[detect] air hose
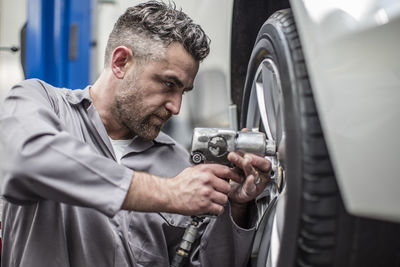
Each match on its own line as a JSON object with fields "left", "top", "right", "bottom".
{"left": 170, "top": 216, "right": 204, "bottom": 267}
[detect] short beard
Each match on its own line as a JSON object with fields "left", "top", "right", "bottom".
{"left": 134, "top": 115, "right": 163, "bottom": 141}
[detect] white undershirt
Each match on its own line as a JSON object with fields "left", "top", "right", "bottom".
{"left": 109, "top": 138, "right": 133, "bottom": 164}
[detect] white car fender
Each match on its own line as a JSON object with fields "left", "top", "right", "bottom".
{"left": 289, "top": 0, "right": 400, "bottom": 222}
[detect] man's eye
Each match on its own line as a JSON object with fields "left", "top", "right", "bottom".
{"left": 165, "top": 81, "right": 174, "bottom": 89}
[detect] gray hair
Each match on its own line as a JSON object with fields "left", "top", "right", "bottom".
{"left": 104, "top": 1, "right": 210, "bottom": 67}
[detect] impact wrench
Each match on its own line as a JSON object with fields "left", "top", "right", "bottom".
{"left": 171, "top": 128, "right": 276, "bottom": 267}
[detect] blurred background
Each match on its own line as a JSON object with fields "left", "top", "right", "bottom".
{"left": 0, "top": 0, "right": 235, "bottom": 148}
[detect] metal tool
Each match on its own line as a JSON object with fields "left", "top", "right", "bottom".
{"left": 171, "top": 128, "right": 276, "bottom": 267}
{"left": 190, "top": 128, "right": 276, "bottom": 165}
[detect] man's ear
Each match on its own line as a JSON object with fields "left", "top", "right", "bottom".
{"left": 111, "top": 46, "right": 133, "bottom": 79}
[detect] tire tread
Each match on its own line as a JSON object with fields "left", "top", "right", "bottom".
{"left": 271, "top": 9, "right": 342, "bottom": 267}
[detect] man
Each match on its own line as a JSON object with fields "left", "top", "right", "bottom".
{"left": 0, "top": 1, "right": 271, "bottom": 266}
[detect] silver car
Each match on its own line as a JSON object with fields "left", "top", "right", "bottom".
{"left": 230, "top": 0, "right": 400, "bottom": 266}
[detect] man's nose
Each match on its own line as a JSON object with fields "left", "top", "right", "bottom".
{"left": 165, "top": 94, "right": 182, "bottom": 115}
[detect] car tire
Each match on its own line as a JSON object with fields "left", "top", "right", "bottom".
{"left": 237, "top": 9, "right": 400, "bottom": 267}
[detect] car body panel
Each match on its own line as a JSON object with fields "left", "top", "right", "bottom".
{"left": 289, "top": 0, "right": 400, "bottom": 222}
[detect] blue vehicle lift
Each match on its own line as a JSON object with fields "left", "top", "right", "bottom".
{"left": 25, "top": 0, "right": 92, "bottom": 89}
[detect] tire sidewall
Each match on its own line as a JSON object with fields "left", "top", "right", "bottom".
{"left": 240, "top": 11, "right": 303, "bottom": 267}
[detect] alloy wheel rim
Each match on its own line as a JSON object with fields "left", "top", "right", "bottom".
{"left": 245, "top": 58, "right": 287, "bottom": 267}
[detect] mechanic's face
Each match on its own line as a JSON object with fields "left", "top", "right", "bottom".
{"left": 112, "top": 43, "right": 199, "bottom": 140}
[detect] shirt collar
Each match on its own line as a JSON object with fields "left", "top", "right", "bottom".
{"left": 65, "top": 86, "right": 92, "bottom": 107}
{"left": 130, "top": 131, "right": 175, "bottom": 147}
{"left": 154, "top": 132, "right": 176, "bottom": 145}
{"left": 121, "top": 132, "right": 175, "bottom": 155}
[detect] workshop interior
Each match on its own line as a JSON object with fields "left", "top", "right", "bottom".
{"left": 0, "top": 0, "right": 233, "bottom": 147}
{"left": 1, "top": 0, "right": 400, "bottom": 266}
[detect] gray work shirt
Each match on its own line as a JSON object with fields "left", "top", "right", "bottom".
{"left": 0, "top": 79, "right": 256, "bottom": 267}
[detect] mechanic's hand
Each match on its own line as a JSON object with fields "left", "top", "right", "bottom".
{"left": 169, "top": 164, "right": 243, "bottom": 216}
{"left": 227, "top": 151, "right": 271, "bottom": 204}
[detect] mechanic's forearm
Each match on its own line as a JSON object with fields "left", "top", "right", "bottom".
{"left": 122, "top": 171, "right": 173, "bottom": 213}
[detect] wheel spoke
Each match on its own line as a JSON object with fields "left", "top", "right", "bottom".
{"left": 259, "top": 63, "right": 276, "bottom": 140}
{"left": 248, "top": 59, "right": 285, "bottom": 144}
{"left": 248, "top": 79, "right": 261, "bottom": 131}
{"left": 255, "top": 66, "right": 273, "bottom": 140}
